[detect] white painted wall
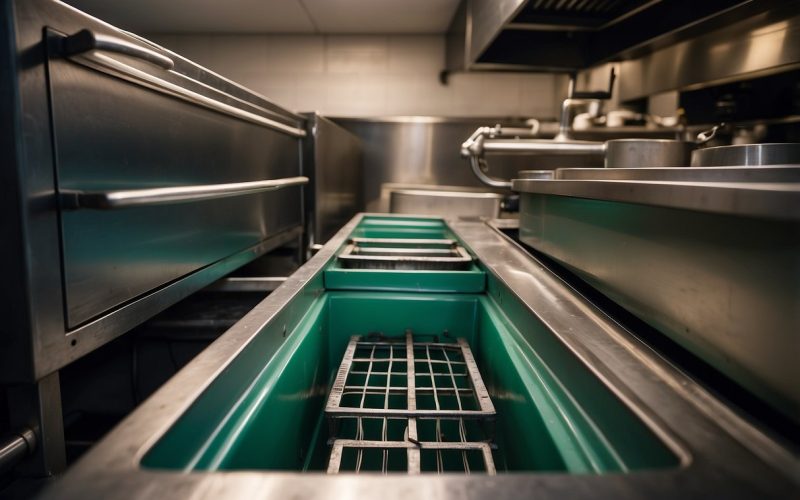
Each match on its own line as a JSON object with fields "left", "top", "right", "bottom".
{"left": 148, "top": 34, "right": 565, "bottom": 118}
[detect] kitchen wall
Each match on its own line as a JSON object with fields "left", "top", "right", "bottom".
{"left": 147, "top": 34, "right": 567, "bottom": 117}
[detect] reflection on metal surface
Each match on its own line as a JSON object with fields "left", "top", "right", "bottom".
{"left": 469, "top": 0, "right": 527, "bottom": 70}
{"left": 1, "top": 0, "right": 307, "bottom": 386}
{"left": 61, "top": 28, "right": 174, "bottom": 70}
{"left": 604, "top": 139, "right": 694, "bottom": 168}
{"left": 691, "top": 143, "right": 800, "bottom": 167}
{"left": 618, "top": 11, "right": 800, "bottom": 99}
{"left": 336, "top": 118, "right": 604, "bottom": 211}
{"left": 69, "top": 50, "right": 307, "bottom": 137}
{"left": 389, "top": 186, "right": 503, "bottom": 218}
{"left": 557, "top": 68, "right": 616, "bottom": 140}
{"left": 517, "top": 170, "right": 555, "bottom": 180}
{"left": 512, "top": 172, "right": 800, "bottom": 422}
{"left": 303, "top": 114, "right": 363, "bottom": 248}
{"left": 460, "top": 125, "right": 604, "bottom": 188}
{"left": 512, "top": 174, "right": 800, "bottom": 219}
{"left": 338, "top": 117, "right": 681, "bottom": 211}
{"left": 554, "top": 165, "right": 800, "bottom": 182}
{"left": 205, "top": 277, "right": 287, "bottom": 293}
{"left": 449, "top": 0, "right": 772, "bottom": 72}
{"left": 0, "top": 428, "right": 36, "bottom": 475}
{"left": 60, "top": 176, "right": 308, "bottom": 209}
{"left": 463, "top": 133, "right": 703, "bottom": 186}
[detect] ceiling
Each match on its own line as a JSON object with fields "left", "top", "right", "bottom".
{"left": 62, "top": 0, "right": 462, "bottom": 35}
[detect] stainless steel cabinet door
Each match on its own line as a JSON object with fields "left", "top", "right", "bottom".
{"left": 47, "top": 31, "right": 303, "bottom": 327}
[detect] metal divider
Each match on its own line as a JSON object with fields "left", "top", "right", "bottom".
{"left": 405, "top": 331, "right": 421, "bottom": 474}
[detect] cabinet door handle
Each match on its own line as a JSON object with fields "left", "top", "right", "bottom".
{"left": 61, "top": 29, "right": 175, "bottom": 70}
{"left": 60, "top": 176, "right": 309, "bottom": 210}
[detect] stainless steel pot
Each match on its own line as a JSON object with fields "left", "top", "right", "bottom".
{"left": 604, "top": 139, "right": 694, "bottom": 168}
{"left": 691, "top": 142, "right": 800, "bottom": 167}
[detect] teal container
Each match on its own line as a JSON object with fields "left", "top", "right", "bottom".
{"left": 141, "top": 216, "right": 678, "bottom": 473}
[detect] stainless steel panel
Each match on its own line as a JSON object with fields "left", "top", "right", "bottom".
{"left": 61, "top": 28, "right": 175, "bottom": 70}
{"left": 444, "top": 0, "right": 468, "bottom": 71}
{"left": 59, "top": 34, "right": 306, "bottom": 138}
{"left": 388, "top": 186, "right": 502, "bottom": 218}
{"left": 469, "top": 0, "right": 527, "bottom": 65}
{"left": 449, "top": 0, "right": 773, "bottom": 72}
{"left": 465, "top": 135, "right": 701, "bottom": 188}
{"left": 512, "top": 177, "right": 800, "bottom": 219}
{"left": 555, "top": 165, "right": 800, "bottom": 182}
{"left": 617, "top": 9, "right": 800, "bottom": 100}
{"left": 480, "top": 138, "right": 606, "bottom": 155}
{"left": 205, "top": 277, "right": 287, "bottom": 293}
{"left": 0, "top": 429, "right": 35, "bottom": 475}
{"left": 604, "top": 139, "right": 693, "bottom": 168}
{"left": 334, "top": 117, "right": 602, "bottom": 212}
{"left": 514, "top": 178, "right": 800, "bottom": 422}
{"left": 691, "top": 143, "right": 800, "bottom": 167}
{"left": 303, "top": 114, "right": 363, "bottom": 247}
{"left": 39, "top": 214, "right": 797, "bottom": 499}
{"left": 49, "top": 50, "right": 303, "bottom": 327}
{"left": 0, "top": 0, "right": 306, "bottom": 383}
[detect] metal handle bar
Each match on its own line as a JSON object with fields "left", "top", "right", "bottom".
{"left": 60, "top": 176, "right": 309, "bottom": 209}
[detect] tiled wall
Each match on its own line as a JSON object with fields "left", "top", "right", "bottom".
{"left": 148, "top": 34, "right": 567, "bottom": 117}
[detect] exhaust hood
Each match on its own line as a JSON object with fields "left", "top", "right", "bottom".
{"left": 444, "top": 0, "right": 784, "bottom": 73}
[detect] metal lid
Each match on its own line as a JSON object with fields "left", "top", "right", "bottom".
{"left": 517, "top": 169, "right": 555, "bottom": 180}
{"left": 691, "top": 143, "right": 800, "bottom": 167}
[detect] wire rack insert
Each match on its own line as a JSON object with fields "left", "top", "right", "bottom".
{"left": 325, "top": 331, "right": 497, "bottom": 474}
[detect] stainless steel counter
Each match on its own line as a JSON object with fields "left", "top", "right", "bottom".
{"left": 513, "top": 167, "right": 800, "bottom": 425}
{"left": 39, "top": 214, "right": 797, "bottom": 499}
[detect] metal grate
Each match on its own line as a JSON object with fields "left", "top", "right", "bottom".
{"left": 337, "top": 238, "right": 474, "bottom": 270}
{"left": 525, "top": 0, "right": 654, "bottom": 16}
{"left": 513, "top": 0, "right": 660, "bottom": 28}
{"left": 325, "top": 331, "right": 497, "bottom": 474}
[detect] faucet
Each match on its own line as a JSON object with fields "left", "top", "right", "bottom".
{"left": 555, "top": 68, "right": 616, "bottom": 141}
{"left": 459, "top": 69, "right": 615, "bottom": 189}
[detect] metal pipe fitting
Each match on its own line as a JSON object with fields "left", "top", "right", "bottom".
{"left": 556, "top": 98, "right": 601, "bottom": 141}
{"left": 468, "top": 155, "right": 512, "bottom": 189}
{"left": 0, "top": 428, "right": 37, "bottom": 475}
{"left": 461, "top": 124, "right": 605, "bottom": 188}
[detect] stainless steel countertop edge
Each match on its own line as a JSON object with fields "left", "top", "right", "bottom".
{"left": 512, "top": 178, "right": 800, "bottom": 220}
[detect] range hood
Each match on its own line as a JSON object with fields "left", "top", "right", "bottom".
{"left": 445, "top": 0, "right": 783, "bottom": 73}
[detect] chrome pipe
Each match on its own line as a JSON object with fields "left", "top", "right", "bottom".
{"left": 556, "top": 98, "right": 600, "bottom": 140}
{"left": 468, "top": 156, "right": 512, "bottom": 189}
{"left": 0, "top": 429, "right": 36, "bottom": 475}
{"left": 482, "top": 138, "right": 606, "bottom": 155}
{"left": 461, "top": 125, "right": 604, "bottom": 188}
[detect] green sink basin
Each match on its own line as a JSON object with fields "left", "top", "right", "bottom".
{"left": 141, "top": 216, "right": 678, "bottom": 474}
